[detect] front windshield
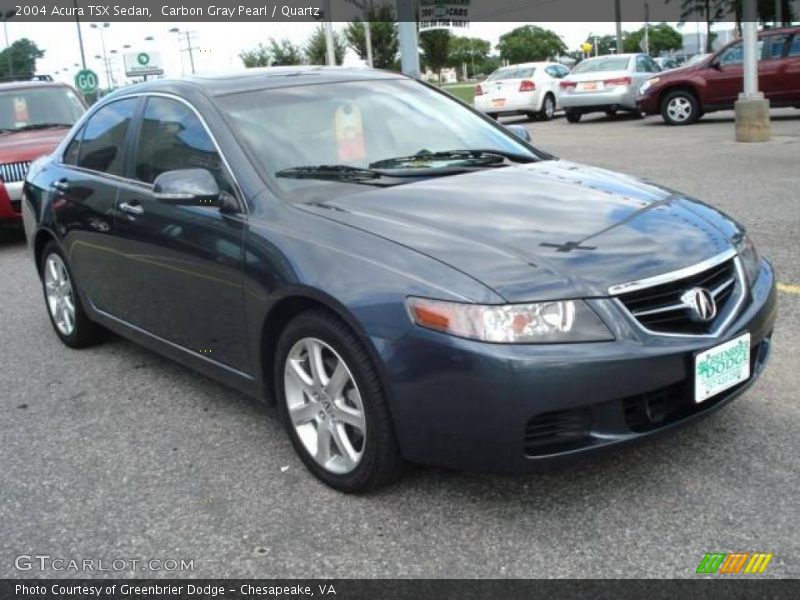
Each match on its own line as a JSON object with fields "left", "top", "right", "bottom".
{"left": 0, "top": 86, "right": 85, "bottom": 132}
{"left": 220, "top": 78, "right": 541, "bottom": 199}
{"left": 571, "top": 56, "right": 631, "bottom": 74}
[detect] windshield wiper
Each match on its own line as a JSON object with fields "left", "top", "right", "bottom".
{"left": 275, "top": 164, "right": 384, "bottom": 181}
{"left": 369, "top": 148, "right": 535, "bottom": 170}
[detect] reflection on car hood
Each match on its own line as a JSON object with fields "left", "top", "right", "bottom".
{"left": 299, "top": 160, "right": 740, "bottom": 302}
{"left": 0, "top": 127, "right": 70, "bottom": 164}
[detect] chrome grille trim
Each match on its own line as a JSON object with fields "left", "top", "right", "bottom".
{"left": 614, "top": 257, "right": 747, "bottom": 339}
{"left": 607, "top": 247, "right": 738, "bottom": 296}
{"left": 631, "top": 276, "right": 736, "bottom": 318}
{"left": 0, "top": 160, "right": 32, "bottom": 183}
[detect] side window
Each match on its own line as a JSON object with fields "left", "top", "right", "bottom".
{"left": 76, "top": 98, "right": 138, "bottom": 175}
{"left": 719, "top": 42, "right": 743, "bottom": 65}
{"left": 62, "top": 124, "right": 84, "bottom": 165}
{"left": 790, "top": 34, "right": 800, "bottom": 57}
{"left": 133, "top": 97, "right": 232, "bottom": 194}
{"left": 760, "top": 35, "right": 788, "bottom": 60}
{"left": 636, "top": 56, "right": 650, "bottom": 72}
{"left": 646, "top": 57, "right": 660, "bottom": 72}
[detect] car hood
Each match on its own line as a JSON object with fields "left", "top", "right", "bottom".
{"left": 0, "top": 127, "right": 70, "bottom": 164}
{"left": 299, "top": 160, "right": 739, "bottom": 302}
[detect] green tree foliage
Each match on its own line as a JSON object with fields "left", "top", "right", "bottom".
{"left": 306, "top": 25, "right": 346, "bottom": 65}
{"left": 418, "top": 29, "right": 452, "bottom": 81}
{"left": 583, "top": 34, "right": 619, "bottom": 56}
{"left": 239, "top": 43, "right": 271, "bottom": 68}
{"left": 269, "top": 38, "right": 304, "bottom": 66}
{"left": 0, "top": 39, "right": 45, "bottom": 78}
{"left": 668, "top": 0, "right": 728, "bottom": 52}
{"left": 344, "top": 3, "right": 399, "bottom": 69}
{"left": 496, "top": 25, "right": 567, "bottom": 63}
{"left": 624, "top": 23, "right": 683, "bottom": 55}
{"left": 447, "top": 36, "right": 491, "bottom": 78}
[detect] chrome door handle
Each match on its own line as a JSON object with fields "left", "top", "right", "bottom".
{"left": 118, "top": 201, "right": 144, "bottom": 215}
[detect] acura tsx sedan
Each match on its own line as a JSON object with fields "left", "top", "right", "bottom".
{"left": 22, "top": 67, "right": 776, "bottom": 492}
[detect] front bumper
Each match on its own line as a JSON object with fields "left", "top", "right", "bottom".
{"left": 0, "top": 181, "right": 23, "bottom": 222}
{"left": 378, "top": 260, "right": 777, "bottom": 473}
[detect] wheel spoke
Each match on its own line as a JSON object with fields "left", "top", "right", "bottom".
{"left": 306, "top": 339, "right": 328, "bottom": 387}
{"left": 48, "top": 257, "right": 59, "bottom": 283}
{"left": 331, "top": 422, "right": 358, "bottom": 467}
{"left": 325, "top": 360, "right": 350, "bottom": 399}
{"left": 315, "top": 422, "right": 332, "bottom": 465}
{"left": 286, "top": 358, "right": 314, "bottom": 394}
{"left": 334, "top": 402, "right": 365, "bottom": 432}
{"left": 62, "top": 306, "right": 74, "bottom": 333}
{"left": 289, "top": 401, "right": 319, "bottom": 426}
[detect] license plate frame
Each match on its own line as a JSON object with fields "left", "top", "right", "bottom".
{"left": 694, "top": 332, "right": 751, "bottom": 404}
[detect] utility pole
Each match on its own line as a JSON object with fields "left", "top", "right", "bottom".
{"left": 397, "top": 0, "right": 420, "bottom": 77}
{"left": 614, "top": 0, "right": 623, "bottom": 54}
{"left": 73, "top": 0, "right": 86, "bottom": 70}
{"left": 184, "top": 31, "right": 196, "bottom": 74}
{"left": 363, "top": 0, "right": 373, "bottom": 68}
{"left": 735, "top": 0, "right": 770, "bottom": 141}
{"left": 322, "top": 0, "right": 336, "bottom": 66}
{"left": 775, "top": 0, "right": 782, "bottom": 26}
{"left": 644, "top": 2, "right": 650, "bottom": 55}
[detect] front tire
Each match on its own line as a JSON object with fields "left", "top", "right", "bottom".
{"left": 275, "top": 310, "right": 403, "bottom": 493}
{"left": 40, "top": 241, "right": 107, "bottom": 348}
{"left": 661, "top": 90, "right": 699, "bottom": 125}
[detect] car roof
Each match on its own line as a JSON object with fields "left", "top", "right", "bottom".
{"left": 496, "top": 62, "right": 557, "bottom": 68}
{"left": 104, "top": 66, "right": 408, "bottom": 99}
{"left": 0, "top": 80, "right": 73, "bottom": 91}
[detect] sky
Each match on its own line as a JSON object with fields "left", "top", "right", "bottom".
{"left": 10, "top": 20, "right": 720, "bottom": 87}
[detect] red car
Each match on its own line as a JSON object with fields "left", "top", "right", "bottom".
{"left": 0, "top": 78, "right": 86, "bottom": 227}
{"left": 639, "top": 26, "right": 800, "bottom": 124}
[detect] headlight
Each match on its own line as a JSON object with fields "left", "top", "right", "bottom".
{"left": 639, "top": 77, "right": 660, "bottom": 95}
{"left": 407, "top": 297, "right": 613, "bottom": 343}
{"left": 737, "top": 235, "right": 761, "bottom": 286}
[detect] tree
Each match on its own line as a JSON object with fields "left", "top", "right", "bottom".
{"left": 239, "top": 43, "right": 271, "bottom": 68}
{"left": 344, "top": 3, "right": 399, "bottom": 69}
{"left": 624, "top": 23, "right": 683, "bottom": 55}
{"left": 496, "top": 25, "right": 567, "bottom": 64}
{"left": 583, "top": 34, "right": 618, "bottom": 56}
{"left": 0, "top": 38, "right": 45, "bottom": 78}
{"left": 668, "top": 0, "right": 728, "bottom": 52}
{"left": 418, "top": 29, "right": 452, "bottom": 83}
{"left": 447, "top": 36, "right": 491, "bottom": 78}
{"left": 305, "top": 25, "right": 346, "bottom": 65}
{"left": 269, "top": 38, "right": 303, "bottom": 66}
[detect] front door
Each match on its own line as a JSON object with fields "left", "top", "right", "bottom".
{"left": 703, "top": 41, "right": 744, "bottom": 107}
{"left": 108, "top": 95, "right": 249, "bottom": 372}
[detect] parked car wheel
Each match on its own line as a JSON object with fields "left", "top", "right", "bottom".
{"left": 565, "top": 110, "right": 582, "bottom": 123}
{"left": 275, "top": 310, "right": 403, "bottom": 493}
{"left": 605, "top": 108, "right": 618, "bottom": 118}
{"left": 40, "top": 241, "right": 107, "bottom": 348}
{"left": 487, "top": 113, "right": 499, "bottom": 121}
{"left": 539, "top": 93, "right": 556, "bottom": 121}
{"left": 661, "top": 90, "right": 699, "bottom": 125}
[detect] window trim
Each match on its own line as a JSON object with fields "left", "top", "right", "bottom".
{"left": 58, "top": 91, "right": 247, "bottom": 215}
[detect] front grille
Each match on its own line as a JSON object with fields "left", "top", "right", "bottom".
{"left": 0, "top": 160, "right": 32, "bottom": 183}
{"left": 524, "top": 408, "right": 592, "bottom": 456}
{"left": 617, "top": 258, "right": 741, "bottom": 336}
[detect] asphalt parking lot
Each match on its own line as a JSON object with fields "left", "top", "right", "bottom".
{"left": 2, "top": 109, "right": 799, "bottom": 579}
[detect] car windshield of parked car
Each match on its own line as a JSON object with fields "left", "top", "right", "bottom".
{"left": 0, "top": 86, "right": 85, "bottom": 133}
{"left": 220, "top": 78, "right": 541, "bottom": 199}
{"left": 487, "top": 66, "right": 535, "bottom": 80}
{"left": 571, "top": 56, "right": 631, "bottom": 74}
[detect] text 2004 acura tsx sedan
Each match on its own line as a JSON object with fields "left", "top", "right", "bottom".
{"left": 22, "top": 67, "right": 776, "bottom": 492}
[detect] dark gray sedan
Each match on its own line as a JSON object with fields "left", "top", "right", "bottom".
{"left": 22, "top": 68, "right": 776, "bottom": 492}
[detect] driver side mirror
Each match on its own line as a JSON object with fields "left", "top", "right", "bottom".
{"left": 710, "top": 58, "right": 722, "bottom": 70}
{"left": 153, "top": 168, "right": 230, "bottom": 209}
{"left": 505, "top": 124, "right": 531, "bottom": 142}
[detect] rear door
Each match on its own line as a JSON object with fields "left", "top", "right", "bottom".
{"left": 758, "top": 33, "right": 790, "bottom": 101}
{"left": 50, "top": 97, "right": 140, "bottom": 314}
{"left": 107, "top": 95, "right": 250, "bottom": 371}
{"left": 787, "top": 34, "right": 800, "bottom": 100}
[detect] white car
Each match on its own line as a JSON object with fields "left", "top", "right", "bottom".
{"left": 474, "top": 62, "right": 570, "bottom": 121}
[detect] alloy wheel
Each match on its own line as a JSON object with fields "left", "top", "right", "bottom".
{"left": 283, "top": 337, "right": 366, "bottom": 474}
{"left": 44, "top": 254, "right": 76, "bottom": 336}
{"left": 667, "top": 96, "right": 693, "bottom": 123}
{"left": 544, "top": 96, "right": 555, "bottom": 119}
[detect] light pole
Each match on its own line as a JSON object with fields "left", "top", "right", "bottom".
{"left": 169, "top": 27, "right": 197, "bottom": 74}
{"left": 735, "top": 0, "right": 770, "bottom": 142}
{"left": 2, "top": 9, "right": 15, "bottom": 77}
{"left": 90, "top": 22, "right": 112, "bottom": 88}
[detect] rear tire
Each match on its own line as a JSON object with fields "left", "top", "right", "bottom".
{"left": 539, "top": 94, "right": 556, "bottom": 121}
{"left": 40, "top": 241, "right": 107, "bottom": 348}
{"left": 274, "top": 309, "right": 403, "bottom": 493}
{"left": 661, "top": 89, "right": 699, "bottom": 125}
{"left": 565, "top": 110, "right": 582, "bottom": 123}
{"left": 605, "top": 108, "right": 618, "bottom": 118}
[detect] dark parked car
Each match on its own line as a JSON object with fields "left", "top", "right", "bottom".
{"left": 23, "top": 68, "right": 776, "bottom": 492}
{"left": 639, "top": 26, "right": 800, "bottom": 124}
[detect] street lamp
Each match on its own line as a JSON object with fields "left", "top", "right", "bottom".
{"left": 90, "top": 22, "right": 112, "bottom": 87}
{"left": 2, "top": 9, "right": 15, "bottom": 77}
{"left": 169, "top": 27, "right": 196, "bottom": 74}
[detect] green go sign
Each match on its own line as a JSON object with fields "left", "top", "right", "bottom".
{"left": 74, "top": 69, "right": 99, "bottom": 94}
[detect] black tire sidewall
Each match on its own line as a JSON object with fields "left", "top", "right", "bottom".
{"left": 565, "top": 110, "right": 581, "bottom": 123}
{"left": 540, "top": 94, "right": 555, "bottom": 120}
{"left": 274, "top": 310, "right": 400, "bottom": 492}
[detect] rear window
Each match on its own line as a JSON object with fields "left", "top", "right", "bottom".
{"left": 487, "top": 66, "right": 535, "bottom": 81}
{"left": 571, "top": 56, "right": 631, "bottom": 74}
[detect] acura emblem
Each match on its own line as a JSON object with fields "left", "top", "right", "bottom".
{"left": 681, "top": 287, "right": 717, "bottom": 322}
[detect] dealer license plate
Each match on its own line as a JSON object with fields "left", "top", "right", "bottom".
{"left": 492, "top": 98, "right": 506, "bottom": 107}
{"left": 694, "top": 333, "right": 751, "bottom": 403}
{"left": 577, "top": 81, "right": 604, "bottom": 92}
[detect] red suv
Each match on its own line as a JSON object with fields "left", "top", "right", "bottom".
{"left": 639, "top": 27, "right": 800, "bottom": 124}
{"left": 0, "top": 78, "right": 86, "bottom": 227}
